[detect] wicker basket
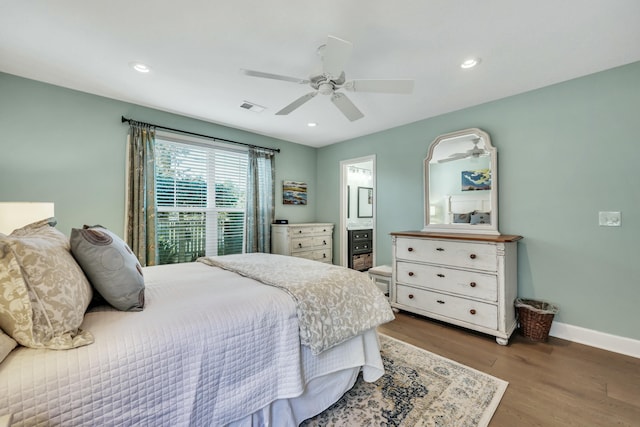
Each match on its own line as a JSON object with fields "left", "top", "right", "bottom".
{"left": 515, "top": 298, "right": 559, "bottom": 342}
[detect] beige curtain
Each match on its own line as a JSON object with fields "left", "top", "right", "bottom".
{"left": 125, "top": 123, "right": 157, "bottom": 266}
{"left": 245, "top": 147, "right": 275, "bottom": 253}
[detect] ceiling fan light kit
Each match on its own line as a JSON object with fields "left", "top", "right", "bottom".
{"left": 242, "top": 35, "right": 415, "bottom": 122}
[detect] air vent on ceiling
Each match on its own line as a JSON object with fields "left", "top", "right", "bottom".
{"left": 240, "top": 101, "right": 265, "bottom": 113}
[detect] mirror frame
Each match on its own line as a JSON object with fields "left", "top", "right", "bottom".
{"left": 423, "top": 128, "right": 499, "bottom": 235}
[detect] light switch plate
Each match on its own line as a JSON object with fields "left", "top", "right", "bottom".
{"left": 599, "top": 211, "right": 621, "bottom": 226}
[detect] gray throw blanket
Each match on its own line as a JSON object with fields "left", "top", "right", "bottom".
{"left": 198, "top": 253, "right": 395, "bottom": 354}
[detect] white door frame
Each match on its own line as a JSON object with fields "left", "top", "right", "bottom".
{"left": 339, "top": 155, "right": 376, "bottom": 268}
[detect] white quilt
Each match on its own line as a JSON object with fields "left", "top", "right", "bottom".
{"left": 198, "top": 253, "right": 395, "bottom": 354}
{"left": 0, "top": 262, "right": 385, "bottom": 426}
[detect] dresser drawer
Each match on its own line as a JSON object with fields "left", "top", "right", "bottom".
{"left": 290, "top": 225, "right": 332, "bottom": 236}
{"left": 291, "top": 236, "right": 331, "bottom": 252}
{"left": 350, "top": 240, "right": 372, "bottom": 254}
{"left": 296, "top": 248, "right": 332, "bottom": 263}
{"left": 350, "top": 229, "right": 372, "bottom": 241}
{"left": 396, "top": 261, "right": 497, "bottom": 302}
{"left": 396, "top": 285, "right": 498, "bottom": 330}
{"left": 395, "top": 237, "right": 497, "bottom": 272}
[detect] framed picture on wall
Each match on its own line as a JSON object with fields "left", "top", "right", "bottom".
{"left": 283, "top": 180, "right": 307, "bottom": 205}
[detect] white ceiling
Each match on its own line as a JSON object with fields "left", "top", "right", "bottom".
{"left": 2, "top": 1, "right": 640, "bottom": 148}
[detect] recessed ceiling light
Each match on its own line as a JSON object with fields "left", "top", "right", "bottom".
{"left": 307, "top": 122, "right": 318, "bottom": 127}
{"left": 129, "top": 62, "right": 151, "bottom": 73}
{"left": 460, "top": 58, "right": 481, "bottom": 69}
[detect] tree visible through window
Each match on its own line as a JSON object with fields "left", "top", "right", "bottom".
{"left": 155, "top": 137, "right": 248, "bottom": 264}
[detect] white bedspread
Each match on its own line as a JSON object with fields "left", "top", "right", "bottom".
{"left": 198, "top": 253, "right": 395, "bottom": 354}
{"left": 0, "top": 262, "right": 385, "bottom": 426}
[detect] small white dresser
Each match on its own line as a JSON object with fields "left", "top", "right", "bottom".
{"left": 390, "top": 231, "right": 522, "bottom": 345}
{"left": 271, "top": 223, "right": 334, "bottom": 264}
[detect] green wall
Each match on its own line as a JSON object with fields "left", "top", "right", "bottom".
{"left": 2, "top": 61, "right": 639, "bottom": 342}
{"left": 0, "top": 72, "right": 318, "bottom": 235}
{"left": 317, "top": 61, "right": 640, "bottom": 341}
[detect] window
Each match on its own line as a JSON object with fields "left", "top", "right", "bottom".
{"left": 155, "top": 136, "right": 248, "bottom": 265}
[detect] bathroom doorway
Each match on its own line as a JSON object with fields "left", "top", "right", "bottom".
{"left": 339, "top": 155, "right": 375, "bottom": 269}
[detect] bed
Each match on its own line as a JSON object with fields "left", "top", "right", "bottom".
{"left": 0, "top": 222, "right": 394, "bottom": 427}
{"left": 446, "top": 193, "right": 492, "bottom": 224}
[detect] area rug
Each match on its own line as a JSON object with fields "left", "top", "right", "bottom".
{"left": 302, "top": 334, "right": 508, "bottom": 427}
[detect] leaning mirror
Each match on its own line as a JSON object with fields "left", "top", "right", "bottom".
{"left": 423, "top": 128, "right": 499, "bottom": 235}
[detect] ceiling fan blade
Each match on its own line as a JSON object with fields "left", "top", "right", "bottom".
{"left": 240, "top": 69, "right": 309, "bottom": 84}
{"left": 276, "top": 92, "right": 317, "bottom": 115}
{"left": 438, "top": 153, "right": 470, "bottom": 163}
{"left": 343, "top": 79, "right": 415, "bottom": 94}
{"left": 330, "top": 92, "right": 364, "bottom": 121}
{"left": 322, "top": 36, "right": 353, "bottom": 79}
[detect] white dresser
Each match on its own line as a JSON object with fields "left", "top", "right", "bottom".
{"left": 390, "top": 231, "right": 522, "bottom": 345}
{"left": 271, "top": 223, "right": 334, "bottom": 264}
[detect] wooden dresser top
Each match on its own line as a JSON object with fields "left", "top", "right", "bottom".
{"left": 390, "top": 231, "right": 523, "bottom": 243}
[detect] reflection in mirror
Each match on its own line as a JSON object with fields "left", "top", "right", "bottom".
{"left": 423, "top": 128, "right": 499, "bottom": 235}
{"left": 357, "top": 187, "right": 373, "bottom": 218}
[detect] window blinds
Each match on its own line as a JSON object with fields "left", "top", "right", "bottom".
{"left": 155, "top": 138, "right": 248, "bottom": 264}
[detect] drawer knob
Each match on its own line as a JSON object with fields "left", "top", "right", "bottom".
{"left": 469, "top": 282, "right": 477, "bottom": 288}
{"left": 470, "top": 309, "right": 476, "bottom": 315}
{"left": 298, "top": 230, "right": 302, "bottom": 233}
{"left": 323, "top": 240, "right": 327, "bottom": 245}
{"left": 470, "top": 254, "right": 477, "bottom": 259}
{"left": 408, "top": 294, "right": 414, "bottom": 299}
{"left": 408, "top": 272, "right": 414, "bottom": 277}
{"left": 298, "top": 243, "right": 302, "bottom": 248}
{"left": 436, "top": 300, "right": 445, "bottom": 304}
{"left": 323, "top": 253, "right": 326, "bottom": 258}
{"left": 436, "top": 247, "right": 445, "bottom": 251}
{"left": 437, "top": 273, "right": 445, "bottom": 278}
{"left": 407, "top": 247, "right": 414, "bottom": 252}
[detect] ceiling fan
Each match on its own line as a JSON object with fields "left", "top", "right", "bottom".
{"left": 438, "top": 138, "right": 488, "bottom": 163}
{"left": 240, "top": 35, "right": 414, "bottom": 121}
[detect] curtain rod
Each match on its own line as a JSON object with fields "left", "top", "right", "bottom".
{"left": 121, "top": 116, "right": 280, "bottom": 153}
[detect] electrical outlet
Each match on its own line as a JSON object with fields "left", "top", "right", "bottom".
{"left": 599, "top": 211, "right": 621, "bottom": 226}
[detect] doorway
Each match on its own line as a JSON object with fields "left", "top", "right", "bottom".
{"left": 339, "top": 155, "right": 376, "bottom": 268}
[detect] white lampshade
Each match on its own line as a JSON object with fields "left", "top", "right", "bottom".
{"left": 0, "top": 202, "right": 55, "bottom": 234}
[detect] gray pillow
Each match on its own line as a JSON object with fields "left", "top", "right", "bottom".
{"left": 453, "top": 213, "right": 471, "bottom": 223}
{"left": 470, "top": 211, "right": 491, "bottom": 225}
{"left": 71, "top": 225, "right": 144, "bottom": 311}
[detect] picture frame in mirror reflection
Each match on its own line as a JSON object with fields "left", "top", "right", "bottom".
{"left": 461, "top": 169, "right": 491, "bottom": 191}
{"left": 357, "top": 186, "right": 373, "bottom": 218}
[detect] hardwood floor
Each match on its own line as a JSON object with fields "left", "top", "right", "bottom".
{"left": 377, "top": 311, "right": 640, "bottom": 426}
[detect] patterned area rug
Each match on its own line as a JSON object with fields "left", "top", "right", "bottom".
{"left": 302, "top": 334, "right": 508, "bottom": 427}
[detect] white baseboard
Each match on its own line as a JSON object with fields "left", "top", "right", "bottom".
{"left": 549, "top": 321, "right": 640, "bottom": 359}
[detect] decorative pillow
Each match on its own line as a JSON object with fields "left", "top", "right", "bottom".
{"left": 0, "top": 329, "right": 17, "bottom": 364}
{"left": 453, "top": 213, "right": 472, "bottom": 223}
{"left": 470, "top": 211, "right": 491, "bottom": 225}
{"left": 70, "top": 225, "right": 145, "bottom": 312}
{"left": 0, "top": 218, "right": 94, "bottom": 349}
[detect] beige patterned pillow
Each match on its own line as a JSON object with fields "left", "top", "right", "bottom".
{"left": 0, "top": 329, "right": 17, "bottom": 363}
{"left": 0, "top": 218, "right": 94, "bottom": 349}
